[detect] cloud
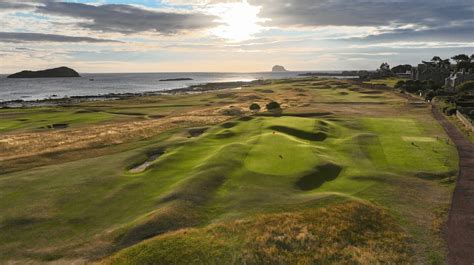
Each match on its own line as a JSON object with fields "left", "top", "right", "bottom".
{"left": 0, "top": 0, "right": 37, "bottom": 11}
{"left": 347, "top": 21, "right": 474, "bottom": 45}
{"left": 0, "top": 32, "right": 121, "bottom": 43}
{"left": 250, "top": 0, "right": 474, "bottom": 28}
{"left": 35, "top": 2, "right": 217, "bottom": 34}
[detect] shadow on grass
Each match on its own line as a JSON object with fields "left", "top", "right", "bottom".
{"left": 295, "top": 163, "right": 342, "bottom": 190}
{"left": 256, "top": 112, "right": 333, "bottom": 118}
{"left": 221, "top": 122, "right": 238, "bottom": 128}
{"left": 215, "top": 130, "right": 236, "bottom": 139}
{"left": 269, "top": 125, "right": 327, "bottom": 141}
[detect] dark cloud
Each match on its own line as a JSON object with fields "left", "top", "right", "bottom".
{"left": 0, "top": 1, "right": 36, "bottom": 10}
{"left": 347, "top": 21, "right": 474, "bottom": 44}
{"left": 36, "top": 2, "right": 217, "bottom": 34}
{"left": 0, "top": 32, "right": 121, "bottom": 43}
{"left": 250, "top": 0, "right": 474, "bottom": 28}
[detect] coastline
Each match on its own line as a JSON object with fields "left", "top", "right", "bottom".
{"left": 0, "top": 79, "right": 271, "bottom": 108}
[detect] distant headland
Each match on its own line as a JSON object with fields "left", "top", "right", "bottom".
{"left": 7, "top": 66, "right": 80, "bottom": 78}
{"left": 159, "top": 78, "right": 193, "bottom": 81}
{"left": 272, "top": 65, "right": 288, "bottom": 72}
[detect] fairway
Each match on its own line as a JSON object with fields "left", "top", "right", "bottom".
{"left": 0, "top": 78, "right": 459, "bottom": 264}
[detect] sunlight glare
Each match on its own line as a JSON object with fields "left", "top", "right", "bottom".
{"left": 208, "top": 1, "right": 265, "bottom": 42}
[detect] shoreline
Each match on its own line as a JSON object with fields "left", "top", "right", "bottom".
{"left": 0, "top": 79, "right": 271, "bottom": 108}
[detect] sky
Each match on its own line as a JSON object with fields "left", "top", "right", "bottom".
{"left": 0, "top": 0, "right": 473, "bottom": 73}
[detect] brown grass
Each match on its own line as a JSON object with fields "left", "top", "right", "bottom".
{"left": 102, "top": 201, "right": 413, "bottom": 265}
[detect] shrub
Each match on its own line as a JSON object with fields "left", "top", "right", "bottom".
{"left": 468, "top": 109, "right": 474, "bottom": 120}
{"left": 394, "top": 80, "right": 405, "bottom": 89}
{"left": 424, "top": 90, "right": 435, "bottom": 101}
{"left": 221, "top": 107, "right": 243, "bottom": 116}
{"left": 266, "top": 101, "right": 281, "bottom": 110}
{"left": 458, "top": 81, "right": 474, "bottom": 92}
{"left": 443, "top": 106, "right": 457, "bottom": 116}
{"left": 249, "top": 103, "right": 261, "bottom": 111}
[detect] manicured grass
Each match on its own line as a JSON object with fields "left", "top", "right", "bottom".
{"left": 0, "top": 107, "right": 118, "bottom": 133}
{"left": 364, "top": 77, "right": 406, "bottom": 88}
{"left": 0, "top": 78, "right": 458, "bottom": 263}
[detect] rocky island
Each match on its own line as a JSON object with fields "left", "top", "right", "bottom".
{"left": 159, "top": 78, "right": 193, "bottom": 81}
{"left": 272, "top": 65, "right": 288, "bottom": 72}
{"left": 7, "top": 66, "right": 80, "bottom": 78}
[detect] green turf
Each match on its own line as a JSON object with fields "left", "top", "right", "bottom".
{"left": 0, "top": 78, "right": 459, "bottom": 263}
{"left": 0, "top": 113, "right": 457, "bottom": 262}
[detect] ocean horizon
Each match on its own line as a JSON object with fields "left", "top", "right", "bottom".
{"left": 0, "top": 71, "right": 348, "bottom": 102}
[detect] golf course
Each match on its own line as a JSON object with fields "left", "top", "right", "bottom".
{"left": 0, "top": 78, "right": 459, "bottom": 264}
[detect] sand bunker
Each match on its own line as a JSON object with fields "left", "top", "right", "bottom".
{"left": 129, "top": 150, "right": 165, "bottom": 173}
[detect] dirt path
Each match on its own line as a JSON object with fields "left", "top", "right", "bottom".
{"left": 432, "top": 106, "right": 474, "bottom": 265}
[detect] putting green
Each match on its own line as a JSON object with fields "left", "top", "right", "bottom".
{"left": 245, "top": 132, "right": 319, "bottom": 175}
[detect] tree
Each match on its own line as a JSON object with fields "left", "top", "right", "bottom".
{"left": 266, "top": 101, "right": 281, "bottom": 110}
{"left": 249, "top": 103, "right": 261, "bottom": 111}
{"left": 422, "top": 60, "right": 436, "bottom": 67}
{"left": 394, "top": 80, "right": 406, "bottom": 89}
{"left": 428, "top": 56, "right": 450, "bottom": 68}
{"left": 451, "top": 54, "right": 470, "bottom": 64}
{"left": 442, "top": 59, "right": 451, "bottom": 69}
{"left": 391, "top": 64, "right": 412, "bottom": 74}
{"left": 378, "top": 62, "right": 390, "bottom": 72}
{"left": 431, "top": 56, "right": 442, "bottom": 64}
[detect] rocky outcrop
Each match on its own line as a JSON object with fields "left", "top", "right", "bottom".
{"left": 7, "top": 66, "right": 80, "bottom": 78}
{"left": 272, "top": 65, "right": 288, "bottom": 72}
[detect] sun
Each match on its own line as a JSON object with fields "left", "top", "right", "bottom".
{"left": 207, "top": 1, "right": 265, "bottom": 42}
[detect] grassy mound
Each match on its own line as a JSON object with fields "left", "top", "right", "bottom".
{"left": 102, "top": 201, "right": 412, "bottom": 265}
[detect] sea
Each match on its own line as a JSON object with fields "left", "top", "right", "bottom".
{"left": 0, "top": 71, "right": 347, "bottom": 102}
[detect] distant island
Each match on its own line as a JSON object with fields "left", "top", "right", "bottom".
{"left": 159, "top": 78, "right": 193, "bottom": 81}
{"left": 7, "top": 66, "right": 80, "bottom": 78}
{"left": 272, "top": 65, "right": 288, "bottom": 72}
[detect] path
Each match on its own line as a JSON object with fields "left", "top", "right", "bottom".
{"left": 432, "top": 106, "right": 474, "bottom": 265}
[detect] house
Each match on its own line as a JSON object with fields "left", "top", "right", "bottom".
{"left": 445, "top": 69, "right": 474, "bottom": 90}
{"left": 396, "top": 71, "right": 412, "bottom": 78}
{"left": 412, "top": 64, "right": 451, "bottom": 85}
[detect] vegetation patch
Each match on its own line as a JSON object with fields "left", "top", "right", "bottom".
{"left": 102, "top": 201, "right": 413, "bottom": 265}
{"left": 255, "top": 89, "right": 274, "bottom": 93}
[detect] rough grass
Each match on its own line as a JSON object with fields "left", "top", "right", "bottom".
{"left": 102, "top": 201, "right": 413, "bottom": 265}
